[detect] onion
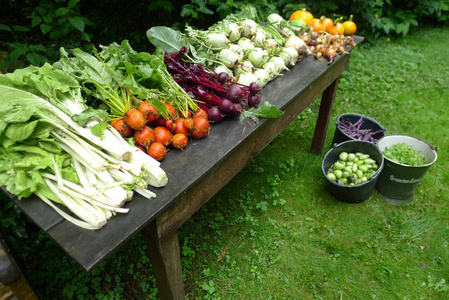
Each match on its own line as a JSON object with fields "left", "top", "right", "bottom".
{"left": 208, "top": 106, "right": 225, "bottom": 123}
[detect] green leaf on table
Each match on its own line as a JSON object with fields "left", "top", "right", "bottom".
{"left": 240, "top": 101, "right": 284, "bottom": 120}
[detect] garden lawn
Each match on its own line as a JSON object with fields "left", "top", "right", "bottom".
{"left": 2, "top": 25, "right": 449, "bottom": 299}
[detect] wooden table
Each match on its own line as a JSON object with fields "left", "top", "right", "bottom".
{"left": 2, "top": 36, "right": 362, "bottom": 299}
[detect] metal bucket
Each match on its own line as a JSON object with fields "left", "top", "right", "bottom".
{"left": 375, "top": 134, "right": 438, "bottom": 205}
{"left": 332, "top": 113, "right": 386, "bottom": 145}
{"left": 322, "top": 140, "right": 384, "bottom": 204}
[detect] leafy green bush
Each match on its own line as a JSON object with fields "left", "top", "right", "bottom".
{"left": 1, "top": 0, "right": 448, "bottom": 72}
{"left": 0, "top": 0, "right": 94, "bottom": 72}
{"left": 179, "top": 0, "right": 449, "bottom": 40}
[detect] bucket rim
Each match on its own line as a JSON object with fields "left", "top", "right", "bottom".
{"left": 335, "top": 113, "right": 386, "bottom": 143}
{"left": 377, "top": 134, "right": 438, "bottom": 168}
{"left": 336, "top": 113, "right": 387, "bottom": 131}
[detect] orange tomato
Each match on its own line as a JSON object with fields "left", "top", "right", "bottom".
{"left": 343, "top": 15, "right": 357, "bottom": 36}
{"left": 327, "top": 22, "right": 345, "bottom": 35}
{"left": 323, "top": 17, "right": 334, "bottom": 32}
{"left": 308, "top": 17, "right": 326, "bottom": 32}
{"left": 289, "top": 8, "right": 314, "bottom": 25}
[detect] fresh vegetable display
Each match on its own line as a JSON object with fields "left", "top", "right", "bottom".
{"left": 164, "top": 46, "right": 263, "bottom": 121}
{"left": 326, "top": 151, "right": 379, "bottom": 185}
{"left": 0, "top": 64, "right": 167, "bottom": 230}
{"left": 383, "top": 143, "right": 428, "bottom": 166}
{"left": 147, "top": 6, "right": 313, "bottom": 89}
{"left": 287, "top": 8, "right": 358, "bottom": 64}
{"left": 339, "top": 117, "right": 385, "bottom": 142}
{"left": 289, "top": 8, "right": 357, "bottom": 36}
{"left": 0, "top": 5, "right": 359, "bottom": 230}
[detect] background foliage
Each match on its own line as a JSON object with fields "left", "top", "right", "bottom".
{"left": 1, "top": 0, "right": 448, "bottom": 73}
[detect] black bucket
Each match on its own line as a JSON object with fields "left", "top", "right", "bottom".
{"left": 332, "top": 113, "right": 386, "bottom": 145}
{"left": 322, "top": 140, "right": 384, "bottom": 204}
{"left": 375, "top": 134, "right": 438, "bottom": 205}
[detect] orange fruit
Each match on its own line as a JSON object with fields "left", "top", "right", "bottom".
{"left": 308, "top": 17, "right": 326, "bottom": 32}
{"left": 342, "top": 15, "right": 357, "bottom": 36}
{"left": 289, "top": 8, "right": 314, "bottom": 25}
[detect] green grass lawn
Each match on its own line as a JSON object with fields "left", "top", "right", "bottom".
{"left": 3, "top": 26, "right": 449, "bottom": 299}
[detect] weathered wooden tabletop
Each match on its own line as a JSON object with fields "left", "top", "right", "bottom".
{"left": 2, "top": 36, "right": 363, "bottom": 278}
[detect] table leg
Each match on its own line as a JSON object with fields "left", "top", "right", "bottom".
{"left": 311, "top": 76, "right": 341, "bottom": 154}
{"left": 1, "top": 233, "right": 38, "bottom": 300}
{"left": 142, "top": 222, "right": 185, "bottom": 300}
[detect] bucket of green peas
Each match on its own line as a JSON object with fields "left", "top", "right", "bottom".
{"left": 375, "top": 134, "right": 438, "bottom": 205}
{"left": 322, "top": 140, "right": 384, "bottom": 203}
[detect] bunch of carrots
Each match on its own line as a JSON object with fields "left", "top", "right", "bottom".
{"left": 111, "top": 100, "right": 210, "bottom": 161}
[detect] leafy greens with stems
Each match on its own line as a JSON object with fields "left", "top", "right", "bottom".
{"left": 0, "top": 64, "right": 167, "bottom": 230}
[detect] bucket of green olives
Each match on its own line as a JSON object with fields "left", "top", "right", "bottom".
{"left": 322, "top": 140, "right": 384, "bottom": 203}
